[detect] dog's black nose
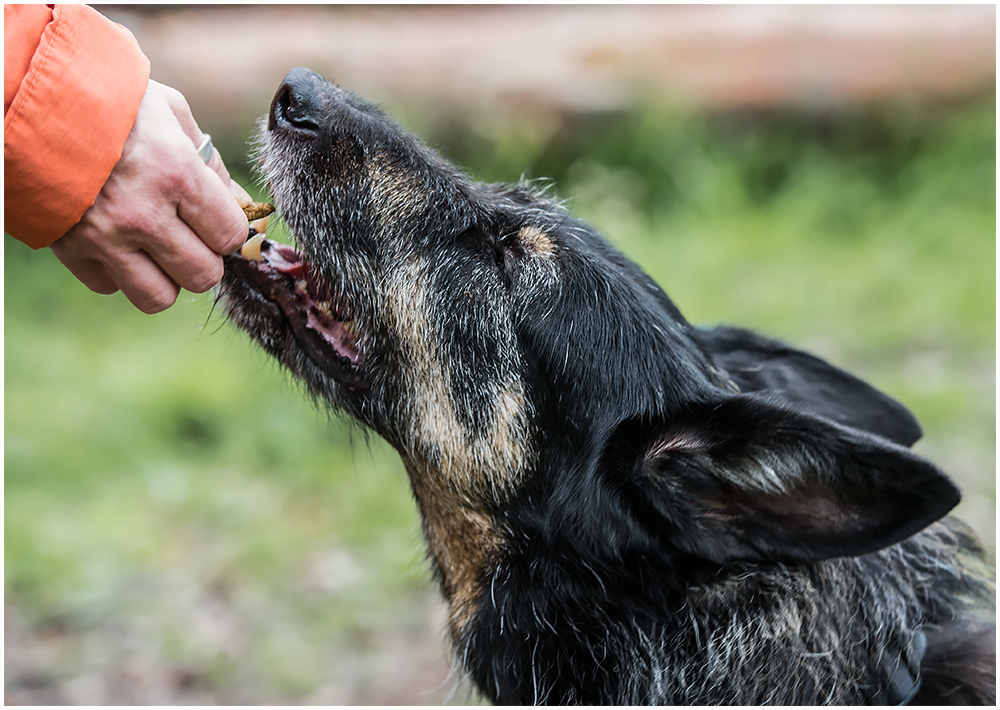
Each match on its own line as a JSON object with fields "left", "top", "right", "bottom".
{"left": 269, "top": 67, "right": 326, "bottom": 133}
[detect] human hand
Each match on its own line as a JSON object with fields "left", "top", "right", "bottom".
{"left": 50, "top": 79, "right": 251, "bottom": 314}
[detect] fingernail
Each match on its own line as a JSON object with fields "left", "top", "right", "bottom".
{"left": 230, "top": 180, "right": 253, "bottom": 208}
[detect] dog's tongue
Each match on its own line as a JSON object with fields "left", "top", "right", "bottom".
{"left": 262, "top": 241, "right": 308, "bottom": 278}
{"left": 305, "top": 310, "right": 360, "bottom": 363}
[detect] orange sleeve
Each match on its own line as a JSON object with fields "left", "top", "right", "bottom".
{"left": 4, "top": 4, "right": 151, "bottom": 249}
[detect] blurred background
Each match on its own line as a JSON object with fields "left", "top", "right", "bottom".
{"left": 5, "top": 4, "right": 995, "bottom": 705}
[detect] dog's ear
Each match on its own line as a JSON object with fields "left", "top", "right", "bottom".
{"left": 697, "top": 326, "right": 923, "bottom": 447}
{"left": 611, "top": 394, "right": 959, "bottom": 565}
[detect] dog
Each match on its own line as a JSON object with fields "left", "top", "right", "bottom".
{"left": 220, "top": 68, "right": 995, "bottom": 705}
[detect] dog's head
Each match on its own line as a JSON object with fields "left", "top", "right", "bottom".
{"left": 221, "top": 68, "right": 959, "bottom": 630}
{"left": 222, "top": 69, "right": 718, "bottom": 497}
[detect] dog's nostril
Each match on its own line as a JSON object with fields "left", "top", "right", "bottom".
{"left": 285, "top": 99, "right": 320, "bottom": 131}
{"left": 268, "top": 85, "right": 291, "bottom": 131}
{"left": 269, "top": 68, "right": 323, "bottom": 134}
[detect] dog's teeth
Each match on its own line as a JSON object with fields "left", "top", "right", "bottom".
{"left": 316, "top": 301, "right": 333, "bottom": 316}
{"left": 241, "top": 233, "right": 266, "bottom": 262}
{"left": 250, "top": 216, "right": 269, "bottom": 234}
{"left": 296, "top": 280, "right": 309, "bottom": 294}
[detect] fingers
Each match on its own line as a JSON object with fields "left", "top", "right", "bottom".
{"left": 105, "top": 254, "right": 181, "bottom": 314}
{"left": 50, "top": 248, "right": 119, "bottom": 295}
{"left": 54, "top": 189, "right": 227, "bottom": 312}
{"left": 230, "top": 179, "right": 253, "bottom": 208}
{"left": 182, "top": 143, "right": 249, "bottom": 257}
{"left": 149, "top": 80, "right": 249, "bottom": 256}
{"left": 177, "top": 155, "right": 249, "bottom": 256}
{"left": 49, "top": 79, "right": 258, "bottom": 314}
{"left": 153, "top": 80, "right": 202, "bottom": 146}
{"left": 200, "top": 138, "right": 234, "bottom": 189}
{"left": 140, "top": 220, "right": 227, "bottom": 295}
{"left": 51, "top": 237, "right": 180, "bottom": 314}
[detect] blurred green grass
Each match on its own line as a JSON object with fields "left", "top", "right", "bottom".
{"left": 5, "top": 96, "right": 995, "bottom": 703}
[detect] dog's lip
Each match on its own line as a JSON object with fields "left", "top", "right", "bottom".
{"left": 225, "top": 238, "right": 365, "bottom": 378}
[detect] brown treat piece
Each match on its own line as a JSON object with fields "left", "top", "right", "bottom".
{"left": 243, "top": 202, "right": 275, "bottom": 221}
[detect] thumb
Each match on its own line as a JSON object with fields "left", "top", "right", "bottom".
{"left": 229, "top": 180, "right": 270, "bottom": 234}
{"left": 230, "top": 179, "right": 253, "bottom": 208}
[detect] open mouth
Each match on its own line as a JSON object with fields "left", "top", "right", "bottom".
{"left": 223, "top": 237, "right": 365, "bottom": 388}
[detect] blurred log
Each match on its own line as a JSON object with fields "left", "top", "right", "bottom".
{"left": 98, "top": 5, "right": 996, "bottom": 166}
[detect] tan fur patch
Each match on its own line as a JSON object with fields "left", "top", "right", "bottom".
{"left": 380, "top": 256, "right": 534, "bottom": 634}
{"left": 383, "top": 259, "right": 533, "bottom": 499}
{"left": 519, "top": 224, "right": 556, "bottom": 257}
{"left": 409, "top": 375, "right": 531, "bottom": 498}
{"left": 408, "top": 467, "right": 506, "bottom": 636}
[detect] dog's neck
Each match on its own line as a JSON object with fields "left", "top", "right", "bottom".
{"left": 404, "top": 460, "right": 506, "bottom": 637}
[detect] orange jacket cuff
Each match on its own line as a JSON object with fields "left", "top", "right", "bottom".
{"left": 4, "top": 4, "right": 151, "bottom": 249}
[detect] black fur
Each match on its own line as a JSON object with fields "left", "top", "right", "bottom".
{"left": 697, "top": 325, "right": 924, "bottom": 447}
{"left": 220, "top": 68, "right": 995, "bottom": 705}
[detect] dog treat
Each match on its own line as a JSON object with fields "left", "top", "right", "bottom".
{"left": 242, "top": 201, "right": 275, "bottom": 221}
{"left": 241, "top": 233, "right": 266, "bottom": 262}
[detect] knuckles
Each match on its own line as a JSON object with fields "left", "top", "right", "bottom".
{"left": 135, "top": 283, "right": 180, "bottom": 314}
{"left": 183, "top": 257, "right": 226, "bottom": 294}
